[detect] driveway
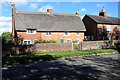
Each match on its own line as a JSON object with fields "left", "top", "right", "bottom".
{"left": 2, "top": 54, "right": 120, "bottom": 80}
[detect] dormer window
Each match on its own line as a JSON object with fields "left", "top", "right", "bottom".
{"left": 64, "top": 32, "right": 70, "bottom": 36}
{"left": 27, "top": 29, "right": 36, "bottom": 34}
{"left": 46, "top": 32, "right": 51, "bottom": 36}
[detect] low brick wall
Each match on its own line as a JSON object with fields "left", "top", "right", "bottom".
{"left": 2, "top": 40, "right": 120, "bottom": 56}
{"left": 34, "top": 43, "right": 72, "bottom": 53}
{"left": 17, "top": 43, "right": 72, "bottom": 54}
{"left": 80, "top": 40, "right": 120, "bottom": 50}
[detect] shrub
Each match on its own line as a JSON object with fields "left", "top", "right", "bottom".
{"left": 49, "top": 40, "right": 57, "bottom": 43}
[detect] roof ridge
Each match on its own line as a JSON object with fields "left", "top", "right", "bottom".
{"left": 16, "top": 10, "right": 77, "bottom": 16}
{"left": 87, "top": 14, "right": 120, "bottom": 19}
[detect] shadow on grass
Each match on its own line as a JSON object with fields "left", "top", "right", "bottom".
{"left": 2, "top": 54, "right": 58, "bottom": 66}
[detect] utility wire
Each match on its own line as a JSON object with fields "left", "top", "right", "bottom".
{"left": 5, "top": 0, "right": 12, "bottom": 9}
{"left": 31, "top": 2, "right": 46, "bottom": 11}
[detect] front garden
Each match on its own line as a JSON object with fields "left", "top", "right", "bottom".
{"left": 3, "top": 49, "right": 118, "bottom": 66}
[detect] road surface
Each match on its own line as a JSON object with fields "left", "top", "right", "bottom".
{"left": 2, "top": 54, "right": 120, "bottom": 80}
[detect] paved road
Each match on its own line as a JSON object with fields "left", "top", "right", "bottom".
{"left": 2, "top": 54, "right": 120, "bottom": 80}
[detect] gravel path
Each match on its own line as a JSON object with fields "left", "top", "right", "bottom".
{"left": 2, "top": 54, "right": 120, "bottom": 80}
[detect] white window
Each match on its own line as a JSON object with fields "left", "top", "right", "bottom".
{"left": 106, "top": 25, "right": 111, "bottom": 31}
{"left": 76, "top": 39, "right": 81, "bottom": 43}
{"left": 76, "top": 32, "right": 80, "bottom": 36}
{"left": 23, "top": 40, "right": 31, "bottom": 45}
{"left": 46, "top": 32, "right": 51, "bottom": 36}
{"left": 64, "top": 32, "right": 70, "bottom": 36}
{"left": 27, "top": 29, "right": 36, "bottom": 34}
{"left": 67, "top": 39, "right": 71, "bottom": 43}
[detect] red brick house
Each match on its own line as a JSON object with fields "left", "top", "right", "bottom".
{"left": 12, "top": 5, "right": 86, "bottom": 45}
{"left": 83, "top": 9, "right": 120, "bottom": 40}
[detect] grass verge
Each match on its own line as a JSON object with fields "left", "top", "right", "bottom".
{"left": 2, "top": 49, "right": 118, "bottom": 65}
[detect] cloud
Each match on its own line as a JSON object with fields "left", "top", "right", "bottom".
{"left": 80, "top": 8, "right": 87, "bottom": 12}
{"left": 97, "top": 4, "right": 105, "bottom": 8}
{"left": 36, "top": 0, "right": 44, "bottom": 2}
{"left": 0, "top": 22, "right": 12, "bottom": 35}
{"left": 0, "top": 16, "right": 12, "bottom": 21}
{"left": 0, "top": 22, "right": 12, "bottom": 26}
{"left": 39, "top": 5, "right": 54, "bottom": 12}
{"left": 5, "top": 0, "right": 28, "bottom": 2}
{"left": 0, "top": 16, "right": 12, "bottom": 35}
{"left": 0, "top": 28, "right": 12, "bottom": 35}
{"left": 29, "top": 3, "right": 37, "bottom": 9}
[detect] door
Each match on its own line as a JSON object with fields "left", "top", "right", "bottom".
{"left": 60, "top": 39, "right": 64, "bottom": 43}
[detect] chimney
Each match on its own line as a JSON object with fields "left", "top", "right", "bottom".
{"left": 11, "top": 4, "right": 16, "bottom": 42}
{"left": 47, "top": 9, "right": 53, "bottom": 13}
{"left": 75, "top": 10, "right": 79, "bottom": 15}
{"left": 99, "top": 9, "right": 107, "bottom": 17}
{"left": 11, "top": 4, "right": 16, "bottom": 16}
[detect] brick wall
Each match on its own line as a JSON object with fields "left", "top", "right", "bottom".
{"left": 34, "top": 43, "right": 72, "bottom": 53}
{"left": 18, "top": 43, "right": 72, "bottom": 54}
{"left": 80, "top": 40, "right": 120, "bottom": 50}
{"left": 41, "top": 32, "right": 84, "bottom": 43}
{"left": 82, "top": 16, "right": 97, "bottom": 40}
{"left": 17, "top": 31, "right": 84, "bottom": 44}
{"left": 17, "top": 31, "right": 41, "bottom": 44}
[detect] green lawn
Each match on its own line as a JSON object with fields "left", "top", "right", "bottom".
{"left": 3, "top": 49, "right": 118, "bottom": 65}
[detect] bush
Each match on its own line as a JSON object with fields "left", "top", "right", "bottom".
{"left": 49, "top": 40, "right": 57, "bottom": 43}
{"left": 35, "top": 40, "right": 57, "bottom": 44}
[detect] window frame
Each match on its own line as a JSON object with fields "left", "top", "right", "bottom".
{"left": 46, "top": 32, "right": 51, "bottom": 36}
{"left": 64, "top": 32, "right": 70, "bottom": 36}
{"left": 76, "top": 39, "right": 81, "bottom": 43}
{"left": 27, "top": 29, "right": 36, "bottom": 34}
{"left": 67, "top": 39, "right": 72, "bottom": 43}
{"left": 23, "top": 40, "right": 31, "bottom": 45}
{"left": 106, "top": 25, "right": 112, "bottom": 31}
{"left": 76, "top": 32, "right": 80, "bottom": 36}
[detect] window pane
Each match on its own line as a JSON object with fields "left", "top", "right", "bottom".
{"left": 106, "top": 25, "right": 111, "bottom": 31}
{"left": 31, "top": 30, "right": 34, "bottom": 33}
{"left": 77, "top": 32, "right": 80, "bottom": 35}
{"left": 28, "top": 41, "right": 30, "bottom": 44}
{"left": 24, "top": 41, "right": 27, "bottom": 45}
{"left": 28, "top": 29, "right": 35, "bottom": 33}
{"left": 65, "top": 32, "right": 68, "bottom": 35}
{"left": 67, "top": 40, "right": 71, "bottom": 43}
{"left": 49, "top": 32, "right": 51, "bottom": 35}
{"left": 46, "top": 32, "right": 51, "bottom": 35}
{"left": 28, "top": 30, "right": 31, "bottom": 33}
{"left": 46, "top": 32, "right": 48, "bottom": 35}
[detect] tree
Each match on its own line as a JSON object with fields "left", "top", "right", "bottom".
{"left": 2, "top": 32, "right": 12, "bottom": 45}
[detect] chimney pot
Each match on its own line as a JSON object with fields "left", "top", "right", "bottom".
{"left": 75, "top": 10, "right": 79, "bottom": 15}
{"left": 11, "top": 4, "right": 16, "bottom": 8}
{"left": 47, "top": 9, "right": 52, "bottom": 13}
{"left": 99, "top": 9, "right": 107, "bottom": 17}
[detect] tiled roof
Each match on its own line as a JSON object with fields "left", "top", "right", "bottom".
{"left": 15, "top": 11, "right": 86, "bottom": 32}
{"left": 85, "top": 15, "right": 120, "bottom": 25}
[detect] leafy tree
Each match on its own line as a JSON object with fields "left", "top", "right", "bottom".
{"left": 2, "top": 32, "right": 12, "bottom": 45}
